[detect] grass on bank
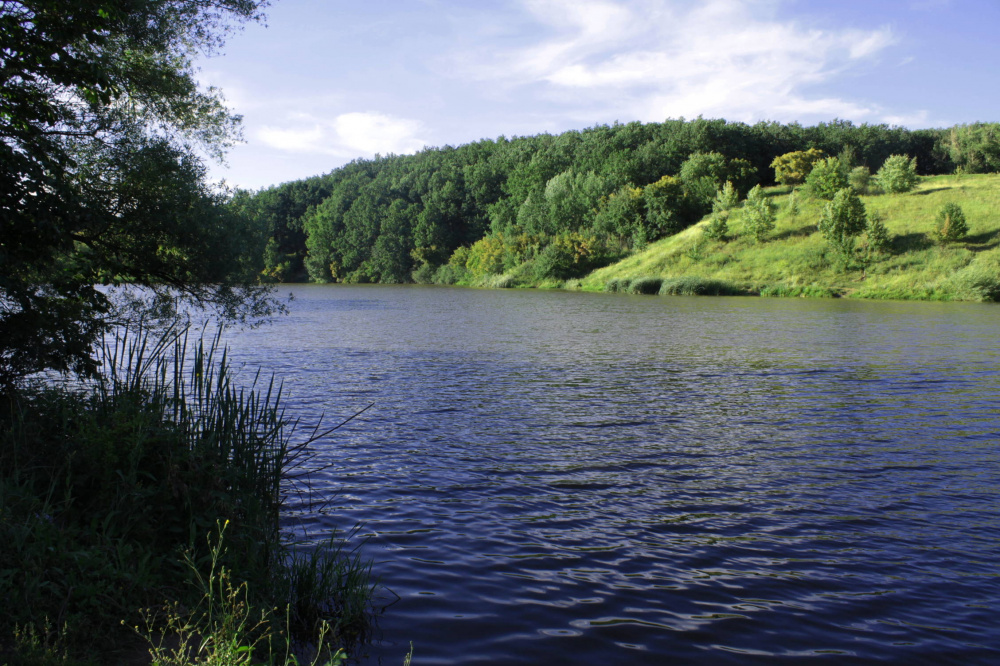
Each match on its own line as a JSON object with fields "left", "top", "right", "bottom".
{"left": 0, "top": 326, "right": 375, "bottom": 665}
{"left": 575, "top": 174, "right": 1000, "bottom": 301}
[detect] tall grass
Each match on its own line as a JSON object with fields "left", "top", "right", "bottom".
{"left": 0, "top": 325, "right": 375, "bottom": 664}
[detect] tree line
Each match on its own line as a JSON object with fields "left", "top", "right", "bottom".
{"left": 235, "top": 118, "right": 1000, "bottom": 285}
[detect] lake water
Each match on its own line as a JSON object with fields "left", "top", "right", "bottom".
{"left": 224, "top": 285, "right": 1000, "bottom": 664}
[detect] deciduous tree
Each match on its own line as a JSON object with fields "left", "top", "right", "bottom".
{"left": 1, "top": 0, "right": 273, "bottom": 387}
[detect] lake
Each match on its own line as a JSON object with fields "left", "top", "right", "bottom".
{"left": 223, "top": 285, "right": 1000, "bottom": 664}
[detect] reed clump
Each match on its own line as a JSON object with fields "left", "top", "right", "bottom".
{"left": 626, "top": 277, "right": 664, "bottom": 295}
{"left": 0, "top": 326, "right": 375, "bottom": 665}
{"left": 658, "top": 277, "right": 741, "bottom": 296}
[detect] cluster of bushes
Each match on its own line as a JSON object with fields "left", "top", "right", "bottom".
{"left": 712, "top": 151, "right": 969, "bottom": 255}
{"left": 420, "top": 231, "right": 624, "bottom": 285}
{"left": 773, "top": 149, "right": 921, "bottom": 200}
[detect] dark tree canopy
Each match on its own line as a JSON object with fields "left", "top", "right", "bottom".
{"left": 1, "top": 0, "right": 272, "bottom": 387}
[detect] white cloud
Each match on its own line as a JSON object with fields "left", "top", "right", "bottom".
{"left": 257, "top": 111, "right": 427, "bottom": 158}
{"left": 455, "top": 0, "right": 902, "bottom": 125}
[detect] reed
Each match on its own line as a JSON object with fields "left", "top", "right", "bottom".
{"left": 0, "top": 325, "right": 375, "bottom": 664}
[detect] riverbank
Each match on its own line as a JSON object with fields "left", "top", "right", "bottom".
{"left": 571, "top": 174, "right": 1000, "bottom": 301}
{"left": 0, "top": 329, "right": 373, "bottom": 665}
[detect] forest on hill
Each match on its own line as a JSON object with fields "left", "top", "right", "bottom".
{"left": 233, "top": 118, "right": 1000, "bottom": 286}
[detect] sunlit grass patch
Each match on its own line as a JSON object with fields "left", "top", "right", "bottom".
{"left": 582, "top": 174, "right": 1000, "bottom": 302}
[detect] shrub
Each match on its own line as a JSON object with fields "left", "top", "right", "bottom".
{"left": 704, "top": 211, "right": 729, "bottom": 241}
{"left": 805, "top": 157, "right": 849, "bottom": 199}
{"left": 0, "top": 328, "right": 376, "bottom": 662}
{"left": 935, "top": 202, "right": 969, "bottom": 242}
{"left": 785, "top": 188, "right": 800, "bottom": 218}
{"left": 771, "top": 148, "right": 826, "bottom": 185}
{"left": 947, "top": 258, "right": 1000, "bottom": 301}
{"left": 643, "top": 175, "right": 688, "bottom": 237}
{"left": 849, "top": 166, "right": 872, "bottom": 194}
{"left": 865, "top": 210, "right": 890, "bottom": 255}
{"left": 818, "top": 187, "right": 868, "bottom": 259}
{"left": 627, "top": 277, "right": 663, "bottom": 295}
{"left": 533, "top": 232, "right": 616, "bottom": 280}
{"left": 604, "top": 278, "right": 631, "bottom": 293}
{"left": 875, "top": 155, "right": 919, "bottom": 193}
{"left": 594, "top": 186, "right": 646, "bottom": 243}
{"left": 713, "top": 181, "right": 740, "bottom": 213}
{"left": 742, "top": 185, "right": 776, "bottom": 243}
{"left": 411, "top": 263, "right": 435, "bottom": 284}
{"left": 465, "top": 234, "right": 506, "bottom": 277}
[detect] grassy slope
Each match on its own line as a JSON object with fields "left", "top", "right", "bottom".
{"left": 578, "top": 174, "right": 1000, "bottom": 301}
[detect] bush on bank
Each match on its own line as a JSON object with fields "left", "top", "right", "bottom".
{"left": 0, "top": 327, "right": 375, "bottom": 665}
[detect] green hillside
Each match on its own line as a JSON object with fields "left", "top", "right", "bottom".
{"left": 574, "top": 174, "right": 1000, "bottom": 302}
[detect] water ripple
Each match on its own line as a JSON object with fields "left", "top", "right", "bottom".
{"left": 224, "top": 286, "right": 1000, "bottom": 665}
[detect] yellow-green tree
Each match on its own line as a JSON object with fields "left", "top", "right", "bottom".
{"left": 770, "top": 148, "right": 826, "bottom": 185}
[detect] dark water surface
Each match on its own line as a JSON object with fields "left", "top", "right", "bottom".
{"left": 224, "top": 285, "right": 1000, "bottom": 664}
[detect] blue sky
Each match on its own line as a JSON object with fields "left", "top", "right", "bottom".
{"left": 194, "top": 0, "right": 998, "bottom": 190}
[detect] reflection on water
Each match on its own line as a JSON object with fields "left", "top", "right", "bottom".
{"left": 223, "top": 286, "right": 1000, "bottom": 664}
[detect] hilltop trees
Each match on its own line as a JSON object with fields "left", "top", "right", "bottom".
{"left": 1, "top": 0, "right": 272, "bottom": 386}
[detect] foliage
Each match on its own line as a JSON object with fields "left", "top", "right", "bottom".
{"left": 742, "top": 185, "right": 776, "bottom": 242}
{"left": 432, "top": 246, "right": 471, "bottom": 284}
{"left": 759, "top": 284, "right": 839, "bottom": 298}
{"left": 805, "top": 157, "right": 849, "bottom": 199}
{"left": 713, "top": 181, "right": 740, "bottom": 213}
{"left": 464, "top": 232, "right": 545, "bottom": 278}
{"left": 642, "top": 175, "right": 689, "bottom": 237}
{"left": 532, "top": 233, "right": 616, "bottom": 280}
{"left": 704, "top": 212, "right": 730, "bottom": 241}
{"left": 0, "top": 327, "right": 376, "bottom": 663}
{"left": 582, "top": 173, "right": 1000, "bottom": 303}
{"left": 865, "top": 210, "right": 890, "bottom": 256}
{"left": 946, "top": 123, "right": 1000, "bottom": 173}
{"left": 658, "top": 277, "right": 741, "bottom": 296}
{"left": 785, "top": 188, "right": 800, "bottom": 218}
{"left": 935, "top": 202, "right": 969, "bottom": 242}
{"left": 875, "top": 155, "right": 920, "bottom": 193}
{"left": 678, "top": 152, "right": 757, "bottom": 216}
{"left": 771, "top": 148, "right": 826, "bottom": 185}
{"left": 244, "top": 118, "right": 974, "bottom": 290}
{"left": 849, "top": 166, "right": 873, "bottom": 194}
{"left": 626, "top": 277, "right": 663, "bottom": 295}
{"left": 0, "top": 0, "right": 277, "bottom": 388}
{"left": 818, "top": 188, "right": 868, "bottom": 260}
{"left": 137, "top": 523, "right": 347, "bottom": 666}
{"left": 603, "top": 278, "right": 631, "bottom": 293}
